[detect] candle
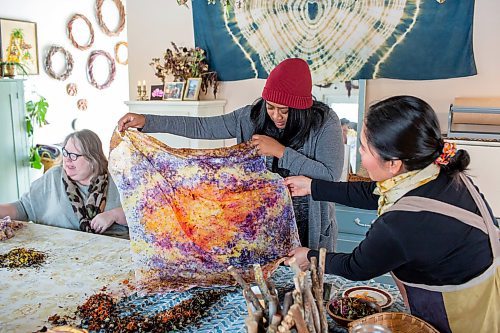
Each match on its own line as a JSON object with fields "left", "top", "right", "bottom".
{"left": 142, "top": 80, "right": 146, "bottom": 89}
{"left": 137, "top": 80, "right": 141, "bottom": 88}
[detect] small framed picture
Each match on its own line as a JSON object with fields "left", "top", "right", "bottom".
{"left": 163, "top": 81, "right": 185, "bottom": 100}
{"left": 150, "top": 84, "right": 164, "bottom": 100}
{"left": 0, "top": 18, "right": 39, "bottom": 75}
{"left": 183, "top": 78, "right": 202, "bottom": 101}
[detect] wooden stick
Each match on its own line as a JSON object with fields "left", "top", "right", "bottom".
{"left": 282, "top": 291, "right": 293, "bottom": 316}
{"left": 267, "top": 280, "right": 277, "bottom": 296}
{"left": 288, "top": 257, "right": 302, "bottom": 275}
{"left": 245, "top": 316, "right": 258, "bottom": 333}
{"left": 318, "top": 248, "right": 326, "bottom": 291}
{"left": 304, "top": 283, "right": 321, "bottom": 333}
{"left": 254, "top": 263, "right": 273, "bottom": 303}
{"left": 289, "top": 304, "right": 310, "bottom": 333}
{"left": 267, "top": 314, "right": 282, "bottom": 333}
{"left": 303, "top": 294, "right": 316, "bottom": 333}
{"left": 310, "top": 257, "right": 328, "bottom": 333}
{"left": 269, "top": 294, "right": 280, "bottom": 319}
{"left": 228, "top": 265, "right": 263, "bottom": 312}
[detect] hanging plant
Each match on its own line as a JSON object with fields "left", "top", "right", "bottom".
{"left": 150, "top": 42, "right": 218, "bottom": 98}
{"left": 25, "top": 96, "right": 49, "bottom": 169}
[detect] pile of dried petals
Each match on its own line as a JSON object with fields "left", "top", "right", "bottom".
{"left": 0, "top": 247, "right": 47, "bottom": 269}
{"left": 0, "top": 217, "right": 24, "bottom": 241}
{"left": 76, "top": 289, "right": 227, "bottom": 332}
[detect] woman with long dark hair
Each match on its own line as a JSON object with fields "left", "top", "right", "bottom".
{"left": 118, "top": 58, "right": 344, "bottom": 251}
{"left": 284, "top": 95, "right": 499, "bottom": 332}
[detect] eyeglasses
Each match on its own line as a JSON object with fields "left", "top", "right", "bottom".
{"left": 62, "top": 147, "right": 84, "bottom": 161}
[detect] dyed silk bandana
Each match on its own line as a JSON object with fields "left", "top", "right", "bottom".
{"left": 109, "top": 130, "right": 300, "bottom": 291}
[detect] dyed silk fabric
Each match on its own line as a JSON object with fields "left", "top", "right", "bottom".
{"left": 193, "top": 1, "right": 476, "bottom": 82}
{"left": 109, "top": 130, "right": 300, "bottom": 291}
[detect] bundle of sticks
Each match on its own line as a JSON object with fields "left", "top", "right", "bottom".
{"left": 228, "top": 248, "right": 328, "bottom": 333}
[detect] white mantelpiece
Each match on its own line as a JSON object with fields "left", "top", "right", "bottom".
{"left": 124, "top": 100, "right": 227, "bottom": 149}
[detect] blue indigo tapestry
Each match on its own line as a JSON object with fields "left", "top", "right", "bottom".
{"left": 193, "top": 0, "right": 476, "bottom": 83}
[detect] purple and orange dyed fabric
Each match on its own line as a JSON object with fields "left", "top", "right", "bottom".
{"left": 109, "top": 130, "right": 300, "bottom": 291}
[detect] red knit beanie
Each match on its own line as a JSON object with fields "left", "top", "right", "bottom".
{"left": 262, "top": 58, "right": 313, "bottom": 110}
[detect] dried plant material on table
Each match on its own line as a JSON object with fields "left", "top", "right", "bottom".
{"left": 0, "top": 247, "right": 47, "bottom": 269}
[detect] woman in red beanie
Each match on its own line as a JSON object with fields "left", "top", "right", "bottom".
{"left": 118, "top": 58, "right": 344, "bottom": 251}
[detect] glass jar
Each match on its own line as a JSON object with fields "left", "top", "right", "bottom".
{"left": 351, "top": 324, "right": 393, "bottom": 333}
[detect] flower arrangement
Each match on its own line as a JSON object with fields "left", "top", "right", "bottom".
{"left": 150, "top": 42, "right": 218, "bottom": 98}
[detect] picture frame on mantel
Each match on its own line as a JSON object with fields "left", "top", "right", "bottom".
{"left": 0, "top": 18, "right": 39, "bottom": 75}
{"left": 163, "top": 81, "right": 185, "bottom": 100}
{"left": 150, "top": 84, "right": 164, "bottom": 100}
{"left": 183, "top": 78, "right": 202, "bottom": 101}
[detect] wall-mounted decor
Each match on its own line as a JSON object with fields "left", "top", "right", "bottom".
{"left": 114, "top": 41, "right": 128, "bottom": 65}
{"left": 96, "top": 0, "right": 126, "bottom": 37}
{"left": 44, "top": 45, "right": 74, "bottom": 81}
{"left": 86, "top": 50, "right": 116, "bottom": 90}
{"left": 150, "top": 84, "right": 164, "bottom": 100}
{"left": 183, "top": 78, "right": 201, "bottom": 101}
{"left": 66, "top": 83, "right": 78, "bottom": 96}
{"left": 77, "top": 99, "right": 88, "bottom": 111}
{"left": 193, "top": 1, "right": 476, "bottom": 82}
{"left": 0, "top": 18, "right": 39, "bottom": 75}
{"left": 163, "top": 82, "right": 185, "bottom": 101}
{"left": 67, "top": 14, "right": 94, "bottom": 51}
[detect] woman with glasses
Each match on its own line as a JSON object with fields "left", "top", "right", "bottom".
{"left": 0, "top": 130, "right": 128, "bottom": 238}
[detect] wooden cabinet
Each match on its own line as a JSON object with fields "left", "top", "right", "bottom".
{"left": 124, "top": 100, "right": 227, "bottom": 148}
{"left": 0, "top": 79, "right": 30, "bottom": 203}
{"left": 336, "top": 204, "right": 395, "bottom": 285}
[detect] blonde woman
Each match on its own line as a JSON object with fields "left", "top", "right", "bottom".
{"left": 0, "top": 130, "right": 128, "bottom": 238}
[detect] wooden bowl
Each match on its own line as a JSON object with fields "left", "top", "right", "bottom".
{"left": 326, "top": 296, "right": 382, "bottom": 327}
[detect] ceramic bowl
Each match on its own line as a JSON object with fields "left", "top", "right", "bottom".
{"left": 326, "top": 296, "right": 382, "bottom": 327}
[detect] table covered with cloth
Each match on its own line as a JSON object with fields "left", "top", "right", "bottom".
{"left": 0, "top": 223, "right": 406, "bottom": 332}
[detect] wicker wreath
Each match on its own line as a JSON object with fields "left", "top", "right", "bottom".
{"left": 87, "top": 50, "right": 116, "bottom": 90}
{"left": 44, "top": 46, "right": 74, "bottom": 81}
{"left": 114, "top": 41, "right": 128, "bottom": 65}
{"left": 96, "top": 0, "right": 126, "bottom": 37}
{"left": 67, "top": 14, "right": 95, "bottom": 50}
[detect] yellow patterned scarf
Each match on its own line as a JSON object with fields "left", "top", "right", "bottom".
{"left": 374, "top": 163, "right": 440, "bottom": 215}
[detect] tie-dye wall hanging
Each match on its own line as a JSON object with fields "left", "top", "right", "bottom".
{"left": 109, "top": 130, "right": 300, "bottom": 292}
{"left": 193, "top": 0, "right": 476, "bottom": 82}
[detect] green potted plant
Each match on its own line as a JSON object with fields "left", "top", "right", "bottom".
{"left": 0, "top": 60, "right": 28, "bottom": 78}
{"left": 25, "top": 96, "right": 49, "bottom": 169}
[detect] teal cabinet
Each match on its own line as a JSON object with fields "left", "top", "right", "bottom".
{"left": 0, "top": 80, "right": 30, "bottom": 203}
{"left": 336, "top": 204, "right": 395, "bottom": 285}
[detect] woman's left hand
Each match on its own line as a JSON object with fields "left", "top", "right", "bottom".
{"left": 284, "top": 247, "right": 311, "bottom": 271}
{"left": 251, "top": 135, "right": 286, "bottom": 158}
{"left": 90, "top": 212, "right": 115, "bottom": 234}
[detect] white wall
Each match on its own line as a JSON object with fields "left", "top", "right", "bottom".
{"left": 1, "top": 0, "right": 129, "bottom": 154}
{"left": 127, "top": 1, "right": 500, "bottom": 128}
{"left": 127, "top": 0, "right": 264, "bottom": 114}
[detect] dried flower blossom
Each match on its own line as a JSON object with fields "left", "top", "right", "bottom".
{"left": 150, "top": 42, "right": 218, "bottom": 98}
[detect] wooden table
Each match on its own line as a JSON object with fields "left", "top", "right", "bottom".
{"left": 0, "top": 223, "right": 406, "bottom": 332}
{"left": 0, "top": 223, "right": 134, "bottom": 332}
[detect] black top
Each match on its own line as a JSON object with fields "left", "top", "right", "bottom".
{"left": 308, "top": 172, "right": 495, "bottom": 285}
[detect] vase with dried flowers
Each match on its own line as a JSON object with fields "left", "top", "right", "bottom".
{"left": 150, "top": 42, "right": 218, "bottom": 98}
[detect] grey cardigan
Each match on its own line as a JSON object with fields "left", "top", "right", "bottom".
{"left": 142, "top": 105, "right": 344, "bottom": 251}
